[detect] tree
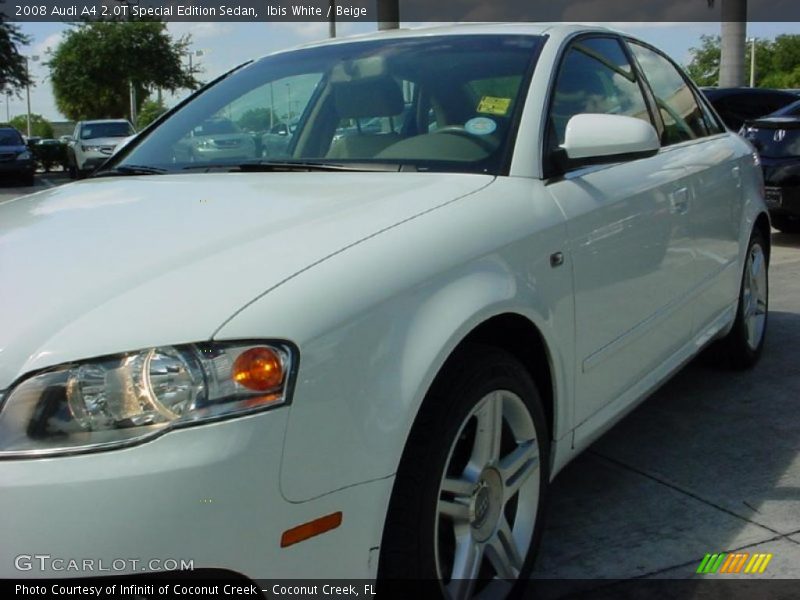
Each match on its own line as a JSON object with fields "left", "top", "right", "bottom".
{"left": 760, "top": 34, "right": 800, "bottom": 88}
{"left": 48, "top": 21, "right": 198, "bottom": 121}
{"left": 136, "top": 99, "right": 168, "bottom": 128}
{"left": 687, "top": 34, "right": 800, "bottom": 88}
{"left": 376, "top": 0, "right": 399, "bottom": 30}
{"left": 708, "top": 0, "right": 747, "bottom": 87}
{"left": 9, "top": 113, "right": 53, "bottom": 138}
{"left": 237, "top": 107, "right": 277, "bottom": 132}
{"left": 687, "top": 35, "right": 721, "bottom": 86}
{"left": 0, "top": 1, "right": 31, "bottom": 94}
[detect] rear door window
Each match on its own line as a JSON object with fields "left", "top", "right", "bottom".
{"left": 628, "top": 42, "right": 712, "bottom": 145}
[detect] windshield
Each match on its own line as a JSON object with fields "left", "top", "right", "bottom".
{"left": 743, "top": 124, "right": 800, "bottom": 158}
{"left": 111, "top": 35, "right": 543, "bottom": 175}
{"left": 81, "top": 122, "right": 134, "bottom": 139}
{"left": 0, "top": 130, "right": 24, "bottom": 146}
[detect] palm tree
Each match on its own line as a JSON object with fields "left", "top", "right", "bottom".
{"left": 709, "top": 0, "right": 747, "bottom": 87}
{"left": 376, "top": 0, "right": 399, "bottom": 30}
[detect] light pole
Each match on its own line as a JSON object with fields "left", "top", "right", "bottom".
{"left": 25, "top": 55, "right": 40, "bottom": 138}
{"left": 129, "top": 79, "right": 137, "bottom": 127}
{"left": 329, "top": 0, "right": 336, "bottom": 38}
{"left": 186, "top": 49, "right": 205, "bottom": 76}
{"left": 748, "top": 37, "right": 757, "bottom": 88}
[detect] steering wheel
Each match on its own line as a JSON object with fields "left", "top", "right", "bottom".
{"left": 433, "top": 126, "right": 496, "bottom": 152}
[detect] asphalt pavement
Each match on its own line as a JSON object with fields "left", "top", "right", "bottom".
{"left": 0, "top": 169, "right": 69, "bottom": 204}
{"left": 1, "top": 174, "right": 799, "bottom": 592}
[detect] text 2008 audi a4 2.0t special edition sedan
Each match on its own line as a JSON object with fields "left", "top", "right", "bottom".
{"left": 0, "top": 24, "right": 769, "bottom": 597}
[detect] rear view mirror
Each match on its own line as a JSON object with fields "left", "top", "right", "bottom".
{"left": 561, "top": 114, "right": 660, "bottom": 166}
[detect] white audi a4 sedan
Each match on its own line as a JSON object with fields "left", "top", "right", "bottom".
{"left": 0, "top": 23, "right": 769, "bottom": 597}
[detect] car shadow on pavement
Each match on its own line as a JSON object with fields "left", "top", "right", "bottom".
{"left": 529, "top": 309, "right": 800, "bottom": 596}
{"left": 771, "top": 232, "right": 800, "bottom": 250}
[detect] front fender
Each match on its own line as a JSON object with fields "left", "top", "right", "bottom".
{"left": 214, "top": 178, "right": 574, "bottom": 503}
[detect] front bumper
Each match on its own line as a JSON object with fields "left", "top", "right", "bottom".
{"left": 77, "top": 156, "right": 111, "bottom": 172}
{"left": 765, "top": 184, "right": 800, "bottom": 218}
{"left": 0, "top": 408, "right": 386, "bottom": 580}
{"left": 0, "top": 159, "right": 35, "bottom": 177}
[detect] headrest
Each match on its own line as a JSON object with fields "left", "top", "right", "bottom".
{"left": 333, "top": 77, "right": 404, "bottom": 119}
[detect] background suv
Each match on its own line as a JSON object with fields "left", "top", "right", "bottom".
{"left": 66, "top": 119, "right": 135, "bottom": 178}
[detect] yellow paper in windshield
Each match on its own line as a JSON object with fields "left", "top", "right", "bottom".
{"left": 477, "top": 96, "right": 512, "bottom": 116}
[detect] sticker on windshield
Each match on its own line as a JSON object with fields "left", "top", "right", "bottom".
{"left": 465, "top": 117, "right": 497, "bottom": 136}
{"left": 477, "top": 96, "right": 512, "bottom": 116}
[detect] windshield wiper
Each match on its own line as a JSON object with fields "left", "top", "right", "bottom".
{"left": 183, "top": 160, "right": 411, "bottom": 173}
{"left": 92, "top": 165, "right": 168, "bottom": 178}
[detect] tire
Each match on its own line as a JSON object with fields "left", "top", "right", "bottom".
{"left": 23, "top": 174, "right": 35, "bottom": 187}
{"left": 379, "top": 345, "right": 550, "bottom": 599}
{"left": 771, "top": 215, "right": 800, "bottom": 234}
{"left": 68, "top": 164, "right": 77, "bottom": 179}
{"left": 708, "top": 228, "right": 769, "bottom": 369}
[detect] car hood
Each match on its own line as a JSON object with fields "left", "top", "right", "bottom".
{"left": 0, "top": 172, "right": 491, "bottom": 387}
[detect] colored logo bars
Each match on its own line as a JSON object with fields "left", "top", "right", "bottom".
{"left": 697, "top": 552, "right": 773, "bottom": 574}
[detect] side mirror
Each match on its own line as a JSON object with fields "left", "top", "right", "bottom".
{"left": 561, "top": 114, "right": 660, "bottom": 166}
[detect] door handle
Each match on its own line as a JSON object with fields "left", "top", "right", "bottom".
{"left": 670, "top": 187, "right": 690, "bottom": 215}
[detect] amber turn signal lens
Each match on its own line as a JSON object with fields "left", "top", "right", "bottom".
{"left": 232, "top": 347, "right": 284, "bottom": 392}
{"left": 281, "top": 512, "right": 343, "bottom": 548}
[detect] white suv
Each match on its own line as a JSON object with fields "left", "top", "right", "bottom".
{"left": 67, "top": 119, "right": 135, "bottom": 178}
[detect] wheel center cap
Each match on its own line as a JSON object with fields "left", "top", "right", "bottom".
{"left": 470, "top": 468, "right": 503, "bottom": 542}
{"left": 473, "top": 484, "right": 491, "bottom": 526}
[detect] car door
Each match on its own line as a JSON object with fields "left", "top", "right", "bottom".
{"left": 627, "top": 41, "right": 744, "bottom": 337}
{"left": 543, "top": 36, "right": 696, "bottom": 431}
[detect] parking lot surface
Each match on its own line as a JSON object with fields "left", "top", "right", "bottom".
{"left": 0, "top": 171, "right": 69, "bottom": 204}
{"left": 2, "top": 176, "right": 798, "bottom": 589}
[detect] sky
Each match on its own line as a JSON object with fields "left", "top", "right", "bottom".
{"left": 4, "top": 21, "right": 800, "bottom": 123}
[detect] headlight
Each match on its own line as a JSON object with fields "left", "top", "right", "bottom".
{"left": 81, "top": 144, "right": 102, "bottom": 152}
{"left": 16, "top": 151, "right": 31, "bottom": 161}
{"left": 0, "top": 341, "right": 296, "bottom": 457}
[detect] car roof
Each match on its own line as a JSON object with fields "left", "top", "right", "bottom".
{"left": 79, "top": 119, "right": 131, "bottom": 125}
{"left": 702, "top": 87, "right": 798, "bottom": 100}
{"left": 255, "top": 22, "right": 621, "bottom": 61}
{"left": 767, "top": 98, "right": 800, "bottom": 116}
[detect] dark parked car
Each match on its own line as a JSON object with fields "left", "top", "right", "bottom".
{"left": 31, "top": 139, "right": 68, "bottom": 172}
{"left": 742, "top": 113, "right": 800, "bottom": 232}
{"left": 764, "top": 98, "right": 800, "bottom": 118}
{"left": 0, "top": 127, "right": 35, "bottom": 186}
{"left": 701, "top": 87, "right": 798, "bottom": 131}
